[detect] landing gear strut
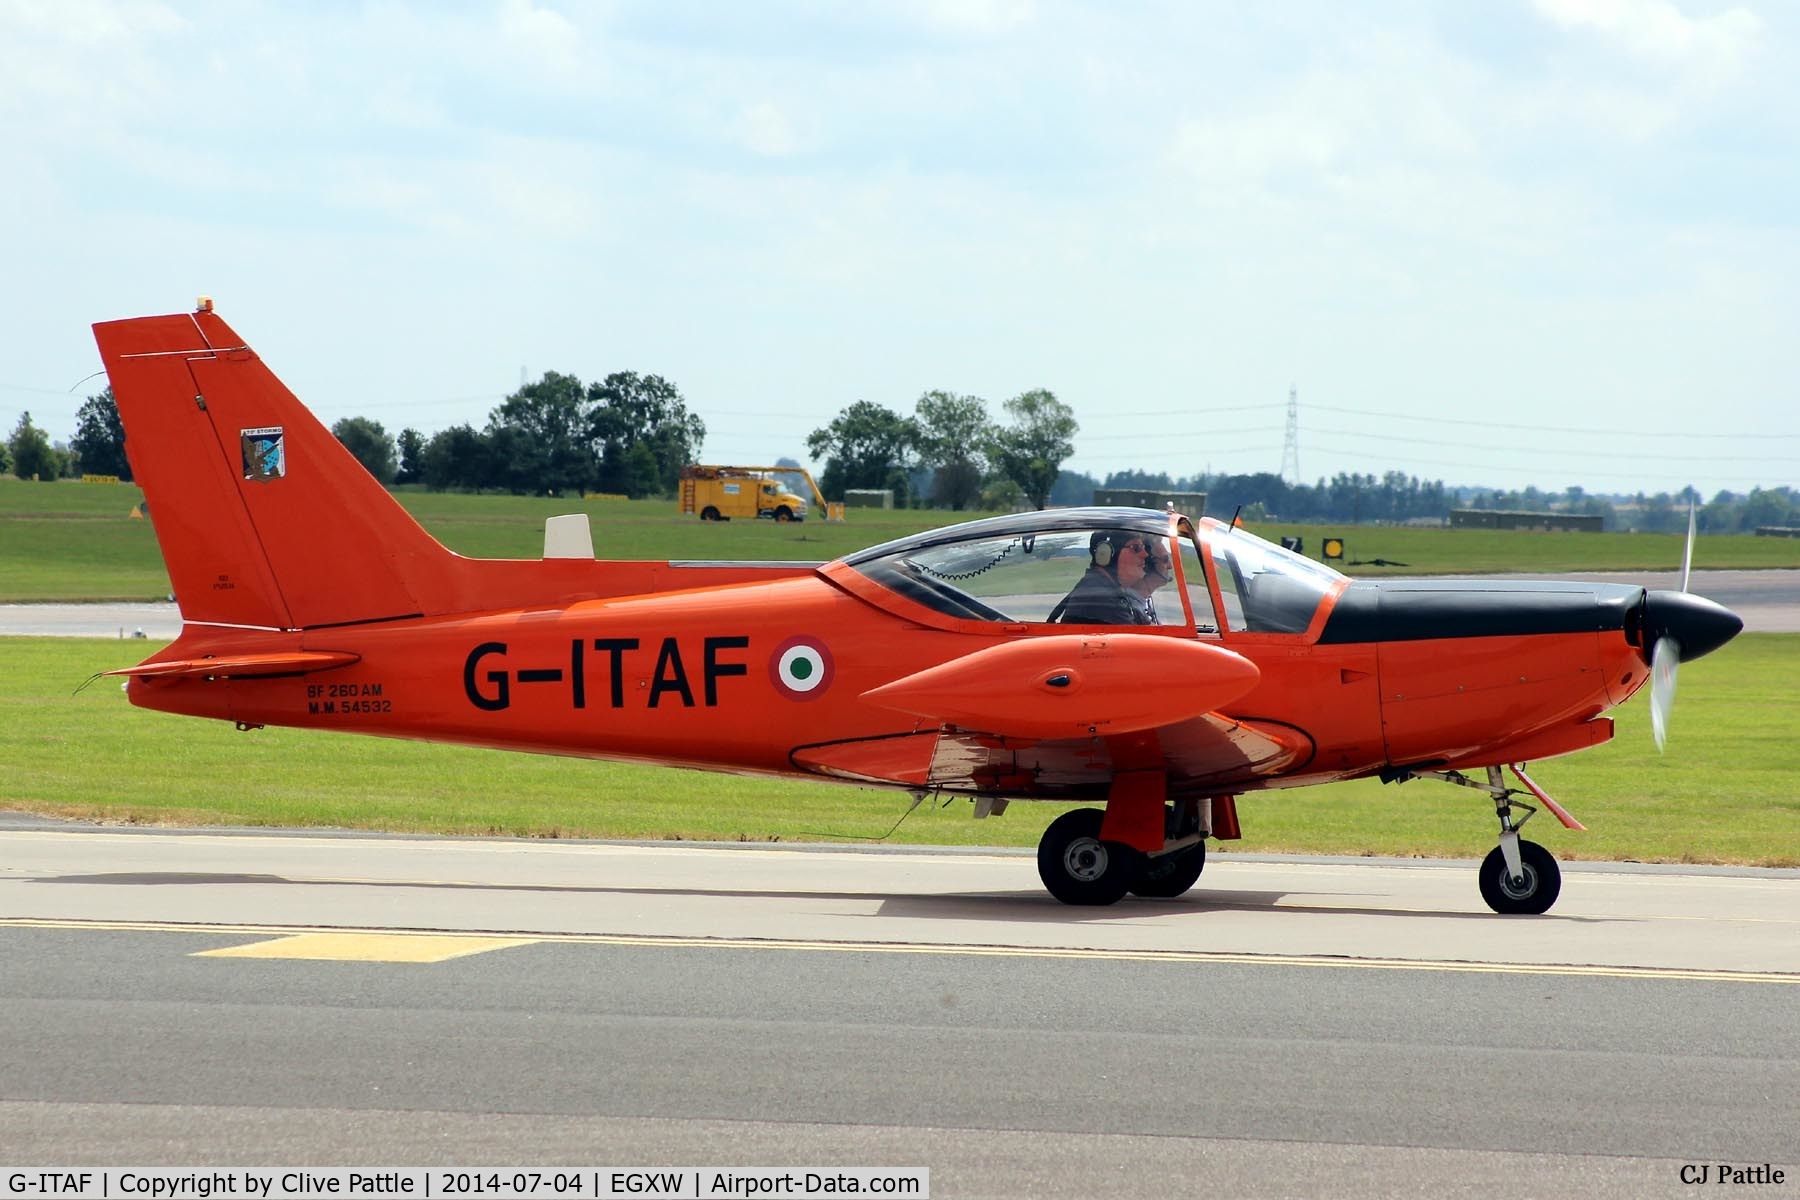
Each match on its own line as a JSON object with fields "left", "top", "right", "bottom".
{"left": 1400, "top": 765, "right": 1565, "bottom": 915}
{"left": 1130, "top": 798, "right": 1208, "bottom": 898}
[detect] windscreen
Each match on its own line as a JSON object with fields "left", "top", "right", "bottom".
{"left": 1202, "top": 524, "right": 1345, "bottom": 633}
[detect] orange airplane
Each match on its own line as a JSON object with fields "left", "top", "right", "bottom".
{"left": 93, "top": 303, "right": 1743, "bottom": 914}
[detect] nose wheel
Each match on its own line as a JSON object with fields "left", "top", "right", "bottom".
{"left": 1478, "top": 838, "right": 1561, "bottom": 915}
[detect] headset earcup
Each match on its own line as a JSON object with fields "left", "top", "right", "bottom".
{"left": 1093, "top": 540, "right": 1112, "bottom": 567}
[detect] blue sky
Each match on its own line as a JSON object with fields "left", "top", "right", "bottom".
{"left": 3, "top": 0, "right": 1795, "bottom": 496}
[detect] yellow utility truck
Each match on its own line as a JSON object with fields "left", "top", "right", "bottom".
{"left": 677, "top": 465, "right": 841, "bottom": 522}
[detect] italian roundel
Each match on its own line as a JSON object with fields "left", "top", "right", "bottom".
{"left": 770, "top": 636, "right": 834, "bottom": 701}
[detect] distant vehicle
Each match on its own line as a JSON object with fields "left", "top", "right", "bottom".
{"left": 92, "top": 304, "right": 1743, "bottom": 914}
{"left": 678, "top": 464, "right": 835, "bottom": 523}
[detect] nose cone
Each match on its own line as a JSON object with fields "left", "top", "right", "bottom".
{"left": 1642, "top": 590, "right": 1743, "bottom": 663}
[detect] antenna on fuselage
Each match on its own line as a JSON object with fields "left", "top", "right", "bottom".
{"left": 798, "top": 789, "right": 933, "bottom": 841}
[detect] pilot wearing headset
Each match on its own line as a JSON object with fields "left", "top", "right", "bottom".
{"left": 1049, "top": 530, "right": 1156, "bottom": 624}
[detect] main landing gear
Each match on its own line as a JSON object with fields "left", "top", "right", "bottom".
{"left": 1400, "top": 765, "right": 1568, "bottom": 915}
{"left": 1036, "top": 800, "right": 1209, "bottom": 906}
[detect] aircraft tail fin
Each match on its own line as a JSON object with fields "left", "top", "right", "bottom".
{"left": 93, "top": 306, "right": 464, "bottom": 630}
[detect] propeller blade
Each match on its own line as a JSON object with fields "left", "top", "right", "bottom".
{"left": 1681, "top": 500, "right": 1696, "bottom": 593}
{"left": 1650, "top": 635, "right": 1680, "bottom": 752}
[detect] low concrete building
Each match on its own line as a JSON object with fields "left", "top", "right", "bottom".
{"left": 1450, "top": 509, "right": 1603, "bottom": 532}
{"left": 1093, "top": 488, "right": 1207, "bottom": 516}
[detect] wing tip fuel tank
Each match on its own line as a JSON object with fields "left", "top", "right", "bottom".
{"left": 860, "top": 634, "right": 1260, "bottom": 739}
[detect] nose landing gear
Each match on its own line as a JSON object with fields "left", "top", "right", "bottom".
{"left": 1394, "top": 764, "right": 1573, "bottom": 915}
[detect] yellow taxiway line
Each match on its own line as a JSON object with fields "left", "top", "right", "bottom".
{"left": 2, "top": 916, "right": 1796, "bottom": 983}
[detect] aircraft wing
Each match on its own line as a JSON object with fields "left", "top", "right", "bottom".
{"left": 790, "top": 716, "right": 1310, "bottom": 798}
{"left": 793, "top": 634, "right": 1312, "bottom": 796}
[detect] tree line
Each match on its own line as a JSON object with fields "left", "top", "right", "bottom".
{"left": 3, "top": 392, "right": 129, "bottom": 481}
{"left": 1050, "top": 466, "right": 1800, "bottom": 534}
{"left": 11, "top": 378, "right": 1086, "bottom": 511}
{"left": 344, "top": 378, "right": 1081, "bottom": 508}
{"left": 338, "top": 371, "right": 706, "bottom": 497}
{"left": 802, "top": 388, "right": 1078, "bottom": 510}
{"left": 15, "top": 387, "right": 1797, "bottom": 534}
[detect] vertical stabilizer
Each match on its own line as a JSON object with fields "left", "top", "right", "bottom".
{"left": 94, "top": 308, "right": 461, "bottom": 629}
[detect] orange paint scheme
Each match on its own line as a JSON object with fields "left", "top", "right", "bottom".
{"left": 92, "top": 306, "right": 1743, "bottom": 911}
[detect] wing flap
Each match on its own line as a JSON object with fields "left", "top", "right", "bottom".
{"left": 790, "top": 713, "right": 1310, "bottom": 796}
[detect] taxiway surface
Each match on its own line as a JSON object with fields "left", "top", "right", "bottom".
{"left": 2, "top": 821, "right": 1795, "bottom": 1197}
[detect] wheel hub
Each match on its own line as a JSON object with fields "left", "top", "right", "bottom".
{"left": 1499, "top": 864, "right": 1538, "bottom": 900}
{"left": 1063, "top": 836, "right": 1108, "bottom": 883}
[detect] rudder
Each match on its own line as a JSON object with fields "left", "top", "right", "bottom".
{"left": 95, "top": 307, "right": 461, "bottom": 629}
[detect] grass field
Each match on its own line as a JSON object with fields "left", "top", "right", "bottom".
{"left": 2, "top": 476, "right": 1796, "bottom": 601}
{"left": 0, "top": 479, "right": 955, "bottom": 601}
{"left": 6, "top": 634, "right": 1795, "bottom": 866}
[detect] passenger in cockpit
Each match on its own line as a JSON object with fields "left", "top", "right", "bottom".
{"left": 1129, "top": 535, "right": 1175, "bottom": 624}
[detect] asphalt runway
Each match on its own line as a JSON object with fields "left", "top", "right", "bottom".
{"left": 3, "top": 568, "right": 1797, "bottom": 639}
{"left": 2, "top": 820, "right": 1795, "bottom": 1197}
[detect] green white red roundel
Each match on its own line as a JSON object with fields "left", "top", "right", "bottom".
{"left": 771, "top": 636, "right": 834, "bottom": 701}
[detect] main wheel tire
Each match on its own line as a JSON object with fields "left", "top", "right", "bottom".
{"left": 1037, "top": 808, "right": 1142, "bottom": 906}
{"left": 1131, "top": 841, "right": 1206, "bottom": 899}
{"left": 1478, "top": 839, "right": 1561, "bottom": 915}
{"left": 700, "top": 506, "right": 721, "bottom": 521}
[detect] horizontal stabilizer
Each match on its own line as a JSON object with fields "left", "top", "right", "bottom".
{"left": 104, "top": 650, "right": 361, "bottom": 679}
{"left": 860, "top": 634, "right": 1259, "bottom": 740}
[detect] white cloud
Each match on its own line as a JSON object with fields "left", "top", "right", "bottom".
{"left": 367, "top": 83, "right": 449, "bottom": 131}
{"left": 1163, "top": 35, "right": 1483, "bottom": 206}
{"left": 498, "top": 0, "right": 585, "bottom": 83}
{"left": 321, "top": 171, "right": 471, "bottom": 237}
{"left": 916, "top": 0, "right": 1037, "bottom": 36}
{"left": 734, "top": 101, "right": 805, "bottom": 157}
{"left": 479, "top": 158, "right": 607, "bottom": 240}
{"left": 1531, "top": 0, "right": 1763, "bottom": 84}
{"left": 1503, "top": 76, "right": 1683, "bottom": 142}
{"left": 2, "top": 0, "right": 185, "bottom": 41}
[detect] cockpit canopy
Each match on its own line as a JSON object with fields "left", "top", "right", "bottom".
{"left": 834, "top": 506, "right": 1346, "bottom": 636}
